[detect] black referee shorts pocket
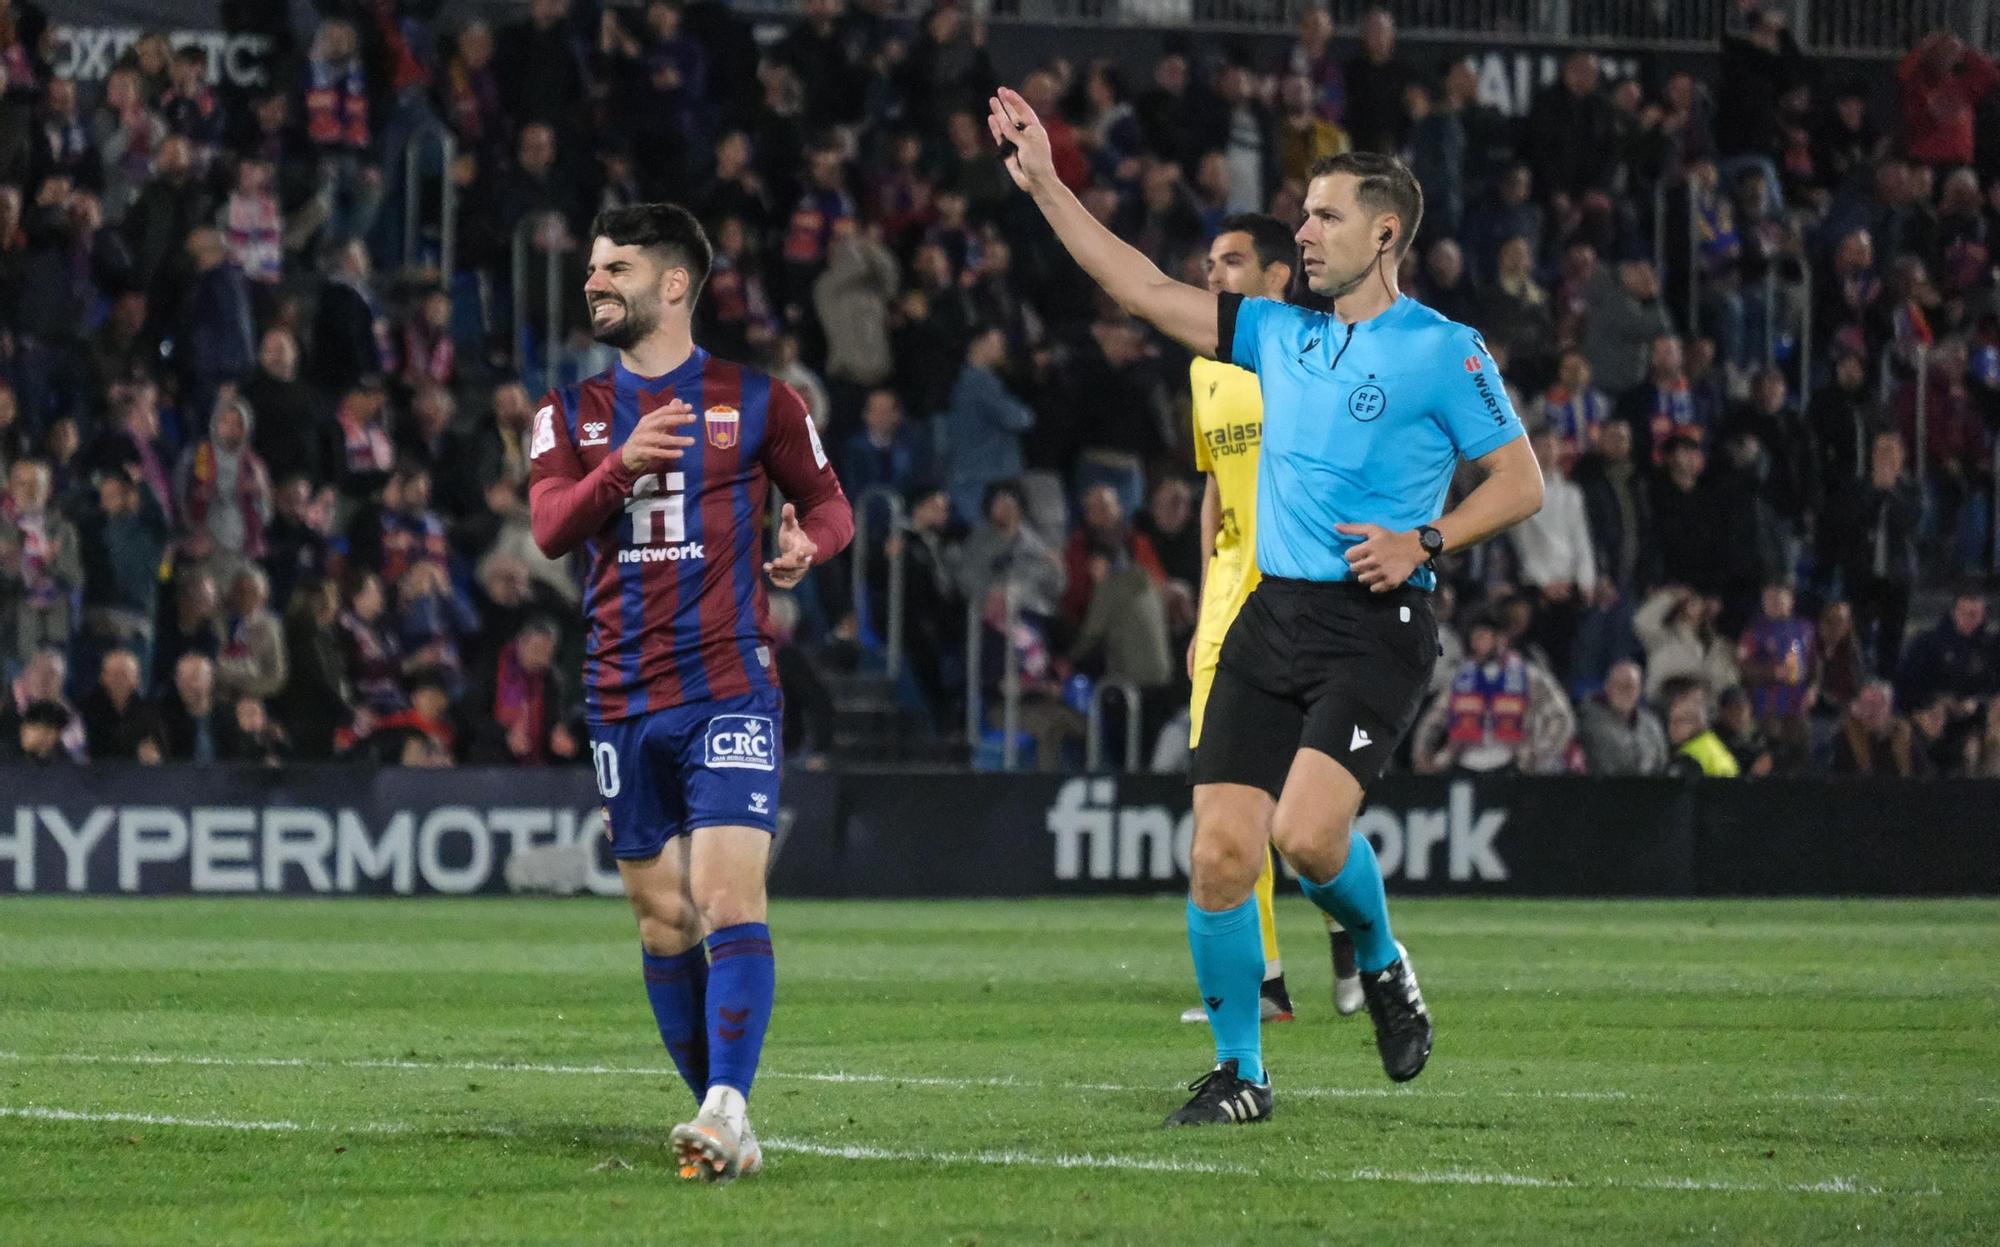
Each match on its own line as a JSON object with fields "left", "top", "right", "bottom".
{"left": 1377, "top": 594, "right": 1437, "bottom": 676}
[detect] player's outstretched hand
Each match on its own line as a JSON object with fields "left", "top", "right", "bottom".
{"left": 1337, "top": 523, "right": 1424, "bottom": 593}
{"left": 988, "top": 86, "right": 1056, "bottom": 196}
{"left": 620, "top": 399, "right": 697, "bottom": 473}
{"left": 764, "top": 503, "right": 817, "bottom": 589}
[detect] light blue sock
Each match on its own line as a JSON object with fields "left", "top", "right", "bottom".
{"left": 1298, "top": 831, "right": 1399, "bottom": 972}
{"left": 1185, "top": 897, "right": 1265, "bottom": 1084}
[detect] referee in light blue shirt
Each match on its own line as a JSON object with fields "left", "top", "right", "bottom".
{"left": 990, "top": 87, "right": 1544, "bottom": 1124}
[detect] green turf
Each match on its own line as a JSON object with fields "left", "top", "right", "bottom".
{"left": 1, "top": 896, "right": 1996, "bottom": 1245}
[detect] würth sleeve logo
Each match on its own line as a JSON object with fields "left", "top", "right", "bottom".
{"left": 1463, "top": 355, "right": 1482, "bottom": 373}
{"left": 704, "top": 715, "right": 776, "bottom": 771}
{"left": 704, "top": 404, "right": 740, "bottom": 450}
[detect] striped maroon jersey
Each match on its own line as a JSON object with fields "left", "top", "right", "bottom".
{"left": 528, "top": 349, "right": 853, "bottom": 721}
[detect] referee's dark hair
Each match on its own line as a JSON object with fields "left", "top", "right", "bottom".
{"left": 1308, "top": 151, "right": 1425, "bottom": 259}
{"left": 590, "top": 203, "right": 713, "bottom": 302}
{"left": 1220, "top": 213, "right": 1298, "bottom": 276}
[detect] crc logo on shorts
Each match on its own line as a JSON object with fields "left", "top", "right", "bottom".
{"left": 705, "top": 404, "right": 740, "bottom": 450}
{"left": 1348, "top": 383, "right": 1387, "bottom": 422}
{"left": 705, "top": 714, "right": 775, "bottom": 770}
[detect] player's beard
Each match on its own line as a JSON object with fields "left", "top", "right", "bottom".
{"left": 588, "top": 290, "right": 662, "bottom": 350}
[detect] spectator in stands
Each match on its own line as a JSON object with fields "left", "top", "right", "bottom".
{"left": 1275, "top": 72, "right": 1349, "bottom": 189}
{"left": 1526, "top": 53, "right": 1616, "bottom": 207}
{"left": 263, "top": 476, "right": 331, "bottom": 616}
{"left": 1414, "top": 237, "right": 1477, "bottom": 326}
{"left": 941, "top": 326, "right": 1033, "bottom": 525}
{"left": 1832, "top": 675, "right": 1912, "bottom": 775}
{"left": 178, "top": 227, "right": 256, "bottom": 412}
{"left": 243, "top": 329, "right": 326, "bottom": 489}
{"left": 1061, "top": 484, "right": 1166, "bottom": 632}
{"left": 1620, "top": 335, "right": 1706, "bottom": 464}
{"left": 396, "top": 385, "right": 478, "bottom": 522}
{"left": 88, "top": 378, "right": 174, "bottom": 515}
{"left": 815, "top": 219, "right": 901, "bottom": 430}
{"left": 1814, "top": 82, "right": 1887, "bottom": 193}
{"left": 1896, "top": 584, "right": 1996, "bottom": 716}
{"left": 1477, "top": 236, "right": 1555, "bottom": 377}
{"left": 1069, "top": 538, "right": 1175, "bottom": 739}
{"left": 152, "top": 569, "right": 224, "bottom": 696}
{"left": 1576, "top": 658, "right": 1667, "bottom": 776}
{"left": 1648, "top": 432, "right": 1717, "bottom": 590}
{"left": 76, "top": 468, "right": 168, "bottom": 682}
{"left": 272, "top": 577, "right": 350, "bottom": 760}
{"left": 8, "top": 699, "right": 71, "bottom": 765}
{"left": 886, "top": 485, "right": 963, "bottom": 717}
{"left": 91, "top": 66, "right": 166, "bottom": 224}
{"left": 471, "top": 382, "right": 535, "bottom": 500}
{"left": 122, "top": 135, "right": 206, "bottom": 295}
{"left": 1713, "top": 684, "right": 1776, "bottom": 776}
{"left": 80, "top": 647, "right": 161, "bottom": 763}
{"left": 1815, "top": 599, "right": 1868, "bottom": 722}
{"left": 1137, "top": 475, "right": 1200, "bottom": 595}
{"left": 310, "top": 242, "right": 388, "bottom": 396}
{"left": 0, "top": 457, "right": 81, "bottom": 666}
{"left": 1823, "top": 431, "right": 1919, "bottom": 676}
{"left": 216, "top": 567, "right": 286, "bottom": 704}
{"left": 1510, "top": 426, "right": 1597, "bottom": 680}
{"left": 958, "top": 480, "right": 1063, "bottom": 623}
{"left": 462, "top": 616, "right": 575, "bottom": 766}
{"left": 1807, "top": 345, "right": 1884, "bottom": 500}
{"left": 336, "top": 569, "right": 406, "bottom": 715}
{"left": 1706, "top": 426, "right": 1792, "bottom": 635}
{"left": 1897, "top": 32, "right": 1998, "bottom": 171}
{"left": 1412, "top": 609, "right": 1575, "bottom": 776}
{"left": 1540, "top": 350, "right": 1613, "bottom": 475}
{"left": 175, "top": 390, "right": 273, "bottom": 586}
{"left": 1906, "top": 690, "right": 1974, "bottom": 777}
{"left": 158, "top": 652, "right": 229, "bottom": 763}
{"left": 1343, "top": 7, "right": 1412, "bottom": 156}
{"left": 1574, "top": 417, "right": 1655, "bottom": 599}
{"left": 1722, "top": 369, "right": 1822, "bottom": 555}
{"left": 843, "top": 386, "right": 927, "bottom": 518}
{"left": 1581, "top": 260, "right": 1674, "bottom": 402}
{"left": 302, "top": 17, "right": 380, "bottom": 245}
{"left": 224, "top": 695, "right": 290, "bottom": 766}
{"left": 394, "top": 560, "right": 479, "bottom": 699}
{"left": 1463, "top": 163, "right": 1542, "bottom": 283}
{"left": 1738, "top": 578, "right": 1816, "bottom": 760}
{"left": 1976, "top": 696, "right": 2000, "bottom": 778}
{"left": 1635, "top": 583, "right": 1740, "bottom": 701}
{"left": 0, "top": 647, "right": 83, "bottom": 762}
{"left": 495, "top": 0, "right": 591, "bottom": 142}
{"left": 1404, "top": 79, "right": 1464, "bottom": 241}
{"left": 1661, "top": 677, "right": 1739, "bottom": 778}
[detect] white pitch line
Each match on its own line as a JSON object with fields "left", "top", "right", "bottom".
{"left": 0, "top": 1104, "right": 1888, "bottom": 1196}
{"left": 0, "top": 1049, "right": 1975, "bottom": 1108}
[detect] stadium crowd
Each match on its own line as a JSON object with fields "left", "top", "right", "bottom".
{"left": 1, "top": 0, "right": 1999, "bottom": 779}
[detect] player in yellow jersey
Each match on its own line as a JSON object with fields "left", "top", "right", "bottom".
{"left": 1177, "top": 214, "right": 1364, "bottom": 1027}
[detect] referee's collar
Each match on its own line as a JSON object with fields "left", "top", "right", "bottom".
{"left": 1329, "top": 294, "right": 1416, "bottom": 332}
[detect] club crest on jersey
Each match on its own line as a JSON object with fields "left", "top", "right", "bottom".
{"left": 580, "top": 420, "right": 608, "bottom": 446}
{"left": 705, "top": 404, "right": 741, "bottom": 450}
{"left": 704, "top": 714, "right": 775, "bottom": 771}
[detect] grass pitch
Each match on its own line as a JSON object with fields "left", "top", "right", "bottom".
{"left": 1, "top": 896, "right": 1996, "bottom": 1244}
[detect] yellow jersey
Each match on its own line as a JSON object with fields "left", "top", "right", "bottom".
{"left": 1188, "top": 356, "right": 1264, "bottom": 746}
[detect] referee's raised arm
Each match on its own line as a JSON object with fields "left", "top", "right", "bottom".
{"left": 988, "top": 87, "right": 1220, "bottom": 357}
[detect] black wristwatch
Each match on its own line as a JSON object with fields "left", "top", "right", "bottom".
{"left": 1416, "top": 525, "right": 1445, "bottom": 564}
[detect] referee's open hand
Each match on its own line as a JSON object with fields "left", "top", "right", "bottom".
{"left": 1337, "top": 523, "right": 1424, "bottom": 593}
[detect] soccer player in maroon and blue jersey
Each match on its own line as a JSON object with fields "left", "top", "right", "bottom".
{"left": 529, "top": 203, "right": 853, "bottom": 1182}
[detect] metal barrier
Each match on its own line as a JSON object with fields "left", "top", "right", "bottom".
{"left": 510, "top": 213, "right": 568, "bottom": 389}
{"left": 850, "top": 486, "right": 909, "bottom": 679}
{"left": 714, "top": 0, "right": 1923, "bottom": 50}
{"left": 1084, "top": 678, "right": 1144, "bottom": 773}
{"left": 1796, "top": 257, "right": 1814, "bottom": 413}
{"left": 1685, "top": 179, "right": 1701, "bottom": 341}
{"left": 962, "top": 583, "right": 1023, "bottom": 769}
{"left": 402, "top": 127, "right": 457, "bottom": 277}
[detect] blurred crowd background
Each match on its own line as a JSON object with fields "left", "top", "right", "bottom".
{"left": 2, "top": 0, "right": 1998, "bottom": 779}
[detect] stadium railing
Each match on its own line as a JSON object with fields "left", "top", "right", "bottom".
{"left": 851, "top": 486, "right": 910, "bottom": 678}
{"left": 510, "top": 211, "right": 571, "bottom": 396}
{"left": 1084, "top": 677, "right": 1144, "bottom": 773}
{"left": 403, "top": 127, "right": 458, "bottom": 279}
{"left": 963, "top": 579, "right": 1026, "bottom": 769}
{"left": 717, "top": 0, "right": 1971, "bottom": 55}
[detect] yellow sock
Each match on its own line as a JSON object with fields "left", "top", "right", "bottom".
{"left": 1255, "top": 845, "right": 1281, "bottom": 978}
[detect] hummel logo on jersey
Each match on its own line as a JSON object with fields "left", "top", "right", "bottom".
{"left": 580, "top": 420, "right": 608, "bottom": 446}
{"left": 617, "top": 542, "right": 705, "bottom": 564}
{"left": 1350, "top": 725, "right": 1372, "bottom": 751}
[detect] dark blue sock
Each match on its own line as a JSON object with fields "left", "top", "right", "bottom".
{"left": 642, "top": 946, "right": 709, "bottom": 1100}
{"left": 703, "top": 922, "right": 775, "bottom": 1098}
{"left": 1186, "top": 897, "right": 1265, "bottom": 1084}
{"left": 1298, "top": 831, "right": 1399, "bottom": 972}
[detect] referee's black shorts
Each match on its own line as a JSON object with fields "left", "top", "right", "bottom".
{"left": 1189, "top": 577, "right": 1439, "bottom": 798}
